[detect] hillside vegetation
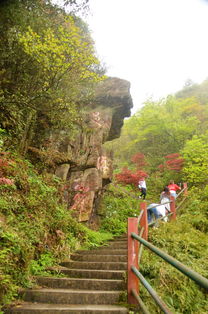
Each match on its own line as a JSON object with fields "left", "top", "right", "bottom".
{"left": 103, "top": 80, "right": 208, "bottom": 313}
{"left": 0, "top": 0, "right": 208, "bottom": 313}
{"left": 0, "top": 0, "right": 111, "bottom": 309}
{"left": 101, "top": 184, "right": 208, "bottom": 313}
{"left": 0, "top": 152, "right": 114, "bottom": 309}
{"left": 0, "top": 0, "right": 105, "bottom": 154}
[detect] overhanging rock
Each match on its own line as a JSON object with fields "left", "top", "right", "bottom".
{"left": 39, "top": 77, "right": 133, "bottom": 224}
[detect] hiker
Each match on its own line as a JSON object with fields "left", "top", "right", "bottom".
{"left": 168, "top": 180, "right": 181, "bottom": 199}
{"left": 160, "top": 186, "right": 171, "bottom": 213}
{"left": 138, "top": 177, "right": 147, "bottom": 199}
{"left": 147, "top": 203, "right": 167, "bottom": 224}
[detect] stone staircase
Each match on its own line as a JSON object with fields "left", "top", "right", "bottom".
{"left": 6, "top": 235, "right": 128, "bottom": 313}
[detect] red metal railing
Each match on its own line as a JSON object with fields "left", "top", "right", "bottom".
{"left": 126, "top": 183, "right": 208, "bottom": 313}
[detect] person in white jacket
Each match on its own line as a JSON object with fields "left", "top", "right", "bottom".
{"left": 160, "top": 186, "right": 171, "bottom": 213}
{"left": 138, "top": 178, "right": 147, "bottom": 199}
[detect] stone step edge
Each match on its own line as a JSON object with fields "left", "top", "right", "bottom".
{"left": 70, "top": 253, "right": 127, "bottom": 256}
{"left": 36, "top": 276, "right": 125, "bottom": 282}
{"left": 69, "top": 254, "right": 127, "bottom": 259}
{"left": 21, "top": 288, "right": 124, "bottom": 293}
{"left": 4, "top": 302, "right": 128, "bottom": 312}
{"left": 61, "top": 261, "right": 127, "bottom": 265}
{"left": 47, "top": 267, "right": 126, "bottom": 273}
{"left": 75, "top": 250, "right": 127, "bottom": 254}
{"left": 76, "top": 248, "right": 127, "bottom": 251}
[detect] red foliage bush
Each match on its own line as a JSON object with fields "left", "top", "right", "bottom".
{"left": 0, "top": 155, "right": 14, "bottom": 174}
{"left": 158, "top": 153, "right": 184, "bottom": 172}
{"left": 131, "top": 152, "right": 147, "bottom": 169}
{"left": 165, "top": 153, "right": 180, "bottom": 159}
{"left": 0, "top": 153, "right": 16, "bottom": 185}
{"left": 0, "top": 158, "right": 9, "bottom": 168}
{"left": 115, "top": 167, "right": 148, "bottom": 187}
{"left": 0, "top": 177, "right": 14, "bottom": 185}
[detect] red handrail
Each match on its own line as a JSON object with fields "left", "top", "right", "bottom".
{"left": 127, "top": 217, "right": 139, "bottom": 304}
{"left": 127, "top": 182, "right": 188, "bottom": 307}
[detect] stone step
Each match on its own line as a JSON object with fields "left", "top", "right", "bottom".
{"left": 6, "top": 235, "right": 129, "bottom": 313}
{"left": 60, "top": 261, "right": 127, "bottom": 270}
{"left": 60, "top": 268, "right": 126, "bottom": 280}
{"left": 106, "top": 241, "right": 127, "bottom": 247}
{"left": 6, "top": 302, "right": 128, "bottom": 313}
{"left": 107, "top": 240, "right": 127, "bottom": 244}
{"left": 21, "top": 288, "right": 125, "bottom": 305}
{"left": 70, "top": 254, "right": 127, "bottom": 262}
{"left": 76, "top": 249, "right": 127, "bottom": 255}
{"left": 36, "top": 277, "right": 125, "bottom": 291}
{"left": 114, "top": 234, "right": 127, "bottom": 239}
{"left": 113, "top": 238, "right": 127, "bottom": 241}
{"left": 105, "top": 244, "right": 127, "bottom": 249}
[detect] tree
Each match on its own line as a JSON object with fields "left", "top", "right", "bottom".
{"left": 0, "top": 0, "right": 105, "bottom": 152}
{"left": 159, "top": 153, "right": 184, "bottom": 172}
{"left": 181, "top": 135, "right": 208, "bottom": 186}
{"left": 115, "top": 168, "right": 148, "bottom": 188}
{"left": 131, "top": 152, "right": 147, "bottom": 169}
{"left": 115, "top": 151, "right": 148, "bottom": 188}
{"left": 109, "top": 94, "right": 208, "bottom": 174}
{"left": 63, "top": 0, "right": 90, "bottom": 14}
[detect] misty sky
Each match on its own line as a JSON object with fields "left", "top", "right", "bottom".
{"left": 84, "top": 0, "right": 208, "bottom": 112}
{"left": 54, "top": 0, "right": 208, "bottom": 113}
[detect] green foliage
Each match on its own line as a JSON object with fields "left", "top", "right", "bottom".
{"left": 140, "top": 212, "right": 208, "bottom": 313}
{"left": 0, "top": 225, "right": 32, "bottom": 306}
{"left": 181, "top": 134, "right": 208, "bottom": 186}
{"left": 99, "top": 183, "right": 208, "bottom": 313}
{"left": 0, "top": 128, "right": 6, "bottom": 148}
{"left": 107, "top": 84, "right": 208, "bottom": 186}
{"left": 179, "top": 186, "right": 208, "bottom": 233}
{"left": 0, "top": 3, "right": 208, "bottom": 313}
{"left": 100, "top": 184, "right": 139, "bottom": 235}
{"left": 18, "top": 20, "right": 102, "bottom": 83}
{"left": 79, "top": 226, "right": 113, "bottom": 249}
{"left": 0, "top": 0, "right": 105, "bottom": 152}
{"left": 0, "top": 154, "right": 112, "bottom": 307}
{"left": 29, "top": 252, "right": 56, "bottom": 276}
{"left": 176, "top": 78, "right": 208, "bottom": 107}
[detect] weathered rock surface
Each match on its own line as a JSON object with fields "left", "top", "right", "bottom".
{"left": 33, "top": 77, "right": 133, "bottom": 225}
{"left": 94, "top": 77, "right": 133, "bottom": 140}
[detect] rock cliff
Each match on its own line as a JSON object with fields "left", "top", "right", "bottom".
{"left": 33, "top": 77, "right": 133, "bottom": 226}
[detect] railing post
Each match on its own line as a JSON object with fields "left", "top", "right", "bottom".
{"left": 183, "top": 182, "right": 188, "bottom": 196}
{"left": 128, "top": 217, "right": 139, "bottom": 304}
{"left": 140, "top": 202, "right": 148, "bottom": 240}
{"left": 170, "top": 196, "right": 176, "bottom": 220}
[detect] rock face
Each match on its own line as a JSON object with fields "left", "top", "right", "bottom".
{"left": 94, "top": 77, "right": 133, "bottom": 140}
{"left": 49, "top": 77, "right": 132, "bottom": 225}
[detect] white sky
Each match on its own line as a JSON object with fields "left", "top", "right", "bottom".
{"left": 84, "top": 0, "right": 208, "bottom": 113}
{"left": 54, "top": 0, "right": 208, "bottom": 114}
